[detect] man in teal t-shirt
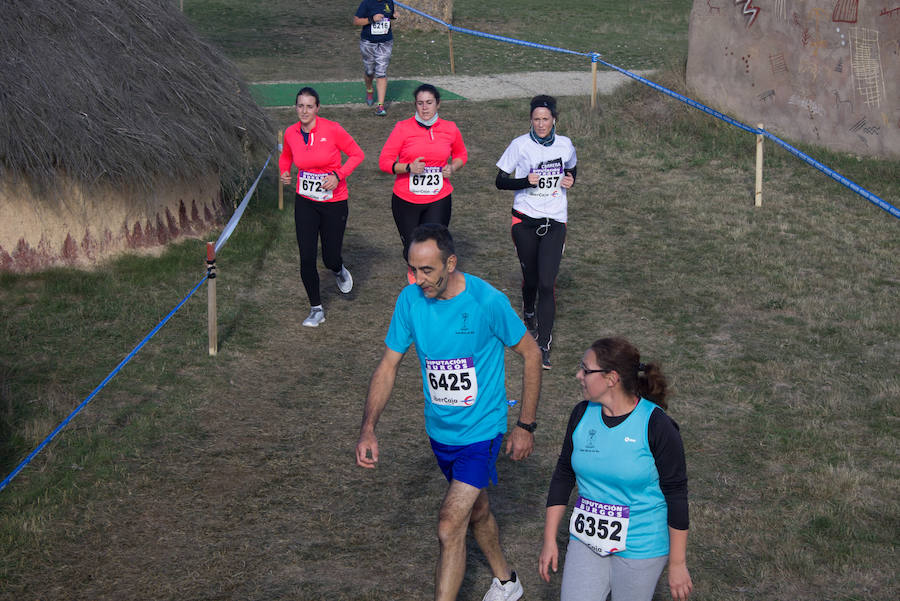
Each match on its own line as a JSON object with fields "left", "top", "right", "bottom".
{"left": 356, "top": 224, "right": 542, "bottom": 601}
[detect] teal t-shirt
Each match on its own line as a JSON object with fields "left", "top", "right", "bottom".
{"left": 385, "top": 273, "right": 527, "bottom": 445}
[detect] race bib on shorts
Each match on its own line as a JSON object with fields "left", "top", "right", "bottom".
{"left": 409, "top": 166, "right": 443, "bottom": 196}
{"left": 526, "top": 166, "right": 563, "bottom": 200}
{"left": 297, "top": 171, "right": 333, "bottom": 201}
{"left": 569, "top": 496, "right": 630, "bottom": 556}
{"left": 370, "top": 18, "right": 391, "bottom": 35}
{"left": 425, "top": 358, "right": 478, "bottom": 406}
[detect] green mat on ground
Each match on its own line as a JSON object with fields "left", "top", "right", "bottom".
{"left": 249, "top": 80, "right": 465, "bottom": 107}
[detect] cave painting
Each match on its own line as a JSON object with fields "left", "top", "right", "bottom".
{"left": 687, "top": 0, "right": 900, "bottom": 157}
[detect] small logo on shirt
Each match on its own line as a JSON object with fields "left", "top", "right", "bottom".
{"left": 320, "top": 137, "right": 328, "bottom": 142}
{"left": 586, "top": 429, "right": 597, "bottom": 448}
{"left": 624, "top": 436, "right": 637, "bottom": 443}
{"left": 456, "top": 312, "right": 474, "bottom": 335}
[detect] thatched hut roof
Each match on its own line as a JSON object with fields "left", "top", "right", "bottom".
{"left": 0, "top": 0, "right": 274, "bottom": 191}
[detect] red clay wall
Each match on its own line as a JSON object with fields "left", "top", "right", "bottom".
{"left": 0, "top": 175, "right": 227, "bottom": 272}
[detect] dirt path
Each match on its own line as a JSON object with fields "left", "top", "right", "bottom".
{"left": 276, "top": 69, "right": 656, "bottom": 108}
{"left": 425, "top": 69, "right": 654, "bottom": 101}
{"left": 2, "top": 74, "right": 647, "bottom": 601}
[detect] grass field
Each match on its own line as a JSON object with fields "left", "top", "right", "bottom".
{"left": 1, "top": 1, "right": 899, "bottom": 600}
{"left": 186, "top": 0, "right": 693, "bottom": 81}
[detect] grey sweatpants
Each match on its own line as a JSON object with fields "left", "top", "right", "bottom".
{"left": 560, "top": 538, "right": 668, "bottom": 601}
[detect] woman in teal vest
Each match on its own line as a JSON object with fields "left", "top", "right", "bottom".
{"left": 539, "top": 337, "right": 693, "bottom": 600}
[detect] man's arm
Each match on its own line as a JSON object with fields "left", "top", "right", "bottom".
{"left": 505, "top": 332, "right": 542, "bottom": 460}
{"left": 355, "top": 346, "right": 405, "bottom": 468}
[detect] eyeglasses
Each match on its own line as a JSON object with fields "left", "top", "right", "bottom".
{"left": 580, "top": 362, "right": 611, "bottom": 376}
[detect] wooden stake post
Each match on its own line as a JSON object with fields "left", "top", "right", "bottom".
{"left": 206, "top": 242, "right": 217, "bottom": 356}
{"left": 755, "top": 123, "right": 764, "bottom": 207}
{"left": 278, "top": 129, "right": 284, "bottom": 211}
{"left": 591, "top": 60, "right": 598, "bottom": 109}
{"left": 449, "top": 30, "right": 455, "bottom": 74}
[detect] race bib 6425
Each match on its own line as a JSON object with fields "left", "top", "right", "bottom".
{"left": 425, "top": 357, "right": 477, "bottom": 406}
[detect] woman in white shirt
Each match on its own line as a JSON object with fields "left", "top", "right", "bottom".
{"left": 495, "top": 95, "right": 577, "bottom": 370}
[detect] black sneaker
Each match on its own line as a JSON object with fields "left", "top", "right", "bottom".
{"left": 523, "top": 311, "right": 537, "bottom": 336}
{"left": 541, "top": 348, "right": 551, "bottom": 370}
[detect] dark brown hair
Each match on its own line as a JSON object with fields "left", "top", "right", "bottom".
{"left": 590, "top": 337, "right": 668, "bottom": 409}
{"left": 413, "top": 83, "right": 441, "bottom": 103}
{"left": 408, "top": 223, "right": 455, "bottom": 263}
{"left": 296, "top": 86, "right": 320, "bottom": 106}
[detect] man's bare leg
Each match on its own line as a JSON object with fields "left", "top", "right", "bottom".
{"left": 469, "top": 489, "right": 512, "bottom": 581}
{"left": 435, "top": 480, "right": 481, "bottom": 601}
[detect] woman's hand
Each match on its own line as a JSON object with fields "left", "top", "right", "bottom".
{"left": 668, "top": 560, "right": 693, "bottom": 600}
{"left": 409, "top": 156, "right": 426, "bottom": 174}
{"left": 280, "top": 171, "right": 292, "bottom": 186}
{"left": 322, "top": 173, "right": 339, "bottom": 191}
{"left": 561, "top": 173, "right": 575, "bottom": 189}
{"left": 526, "top": 172, "right": 540, "bottom": 186}
{"left": 538, "top": 537, "right": 559, "bottom": 583}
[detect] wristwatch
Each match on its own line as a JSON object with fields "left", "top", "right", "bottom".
{"left": 516, "top": 420, "right": 537, "bottom": 433}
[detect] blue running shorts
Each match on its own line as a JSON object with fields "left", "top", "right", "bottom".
{"left": 430, "top": 433, "right": 504, "bottom": 489}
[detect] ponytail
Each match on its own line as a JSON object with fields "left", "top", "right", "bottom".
{"left": 591, "top": 337, "right": 668, "bottom": 409}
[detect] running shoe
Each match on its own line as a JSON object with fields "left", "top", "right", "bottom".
{"left": 375, "top": 104, "right": 387, "bottom": 116}
{"left": 482, "top": 571, "right": 523, "bottom": 601}
{"left": 541, "top": 348, "right": 552, "bottom": 370}
{"left": 336, "top": 265, "right": 353, "bottom": 294}
{"left": 365, "top": 90, "right": 375, "bottom": 106}
{"left": 302, "top": 307, "right": 325, "bottom": 327}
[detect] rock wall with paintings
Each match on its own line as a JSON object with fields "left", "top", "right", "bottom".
{"left": 686, "top": 1, "right": 900, "bottom": 158}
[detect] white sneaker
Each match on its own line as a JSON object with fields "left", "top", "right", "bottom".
{"left": 302, "top": 307, "right": 325, "bottom": 327}
{"left": 482, "top": 571, "right": 523, "bottom": 601}
{"left": 336, "top": 265, "right": 353, "bottom": 293}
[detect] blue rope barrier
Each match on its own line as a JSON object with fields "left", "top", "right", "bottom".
{"left": 449, "top": 24, "right": 590, "bottom": 58}
{"left": 761, "top": 132, "right": 900, "bottom": 219}
{"left": 1, "top": 153, "right": 273, "bottom": 494}
{"left": 0, "top": 276, "right": 206, "bottom": 494}
{"left": 396, "top": 2, "right": 590, "bottom": 58}
{"left": 591, "top": 55, "right": 760, "bottom": 135}
{"left": 395, "top": 2, "right": 898, "bottom": 221}
{"left": 592, "top": 56, "right": 899, "bottom": 218}
{"left": 215, "top": 151, "right": 272, "bottom": 254}
{"left": 395, "top": 1, "right": 449, "bottom": 27}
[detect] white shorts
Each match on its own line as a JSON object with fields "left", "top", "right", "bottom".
{"left": 359, "top": 39, "right": 393, "bottom": 78}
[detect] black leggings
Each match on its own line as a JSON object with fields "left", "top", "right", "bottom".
{"left": 511, "top": 210, "right": 566, "bottom": 350}
{"left": 391, "top": 193, "right": 452, "bottom": 258}
{"left": 295, "top": 195, "right": 348, "bottom": 306}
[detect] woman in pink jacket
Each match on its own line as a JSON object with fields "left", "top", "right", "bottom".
{"left": 378, "top": 84, "right": 467, "bottom": 266}
{"left": 280, "top": 87, "right": 365, "bottom": 327}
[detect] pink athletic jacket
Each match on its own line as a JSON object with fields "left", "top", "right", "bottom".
{"left": 279, "top": 117, "right": 365, "bottom": 202}
{"left": 378, "top": 117, "right": 467, "bottom": 204}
